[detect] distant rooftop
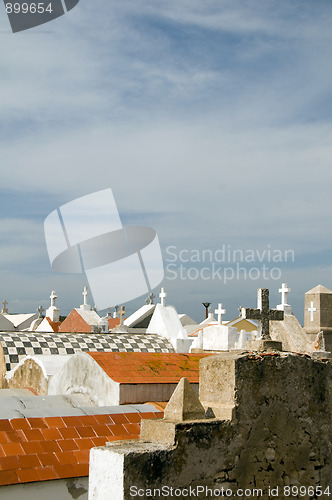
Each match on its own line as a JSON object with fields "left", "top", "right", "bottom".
{"left": 87, "top": 352, "right": 212, "bottom": 384}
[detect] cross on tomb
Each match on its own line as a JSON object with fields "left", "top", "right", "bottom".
{"left": 241, "top": 288, "right": 284, "bottom": 340}
{"left": 82, "top": 286, "right": 88, "bottom": 305}
{"left": 113, "top": 305, "right": 119, "bottom": 318}
{"left": 145, "top": 293, "right": 155, "bottom": 305}
{"left": 50, "top": 290, "right": 57, "bottom": 307}
{"left": 308, "top": 301, "right": 317, "bottom": 322}
{"left": 159, "top": 288, "right": 167, "bottom": 307}
{"left": 215, "top": 303, "right": 226, "bottom": 325}
{"left": 119, "top": 306, "right": 125, "bottom": 325}
{"left": 37, "top": 306, "right": 44, "bottom": 318}
{"left": 1, "top": 300, "right": 8, "bottom": 314}
{"left": 279, "top": 283, "right": 290, "bottom": 306}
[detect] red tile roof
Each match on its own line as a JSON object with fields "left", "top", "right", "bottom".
{"left": 87, "top": 352, "right": 212, "bottom": 384}
{"left": 107, "top": 318, "right": 121, "bottom": 329}
{"left": 0, "top": 410, "right": 162, "bottom": 486}
{"left": 58, "top": 309, "right": 92, "bottom": 333}
{"left": 45, "top": 317, "right": 61, "bottom": 332}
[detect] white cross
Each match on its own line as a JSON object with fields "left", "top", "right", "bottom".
{"left": 279, "top": 283, "right": 290, "bottom": 306}
{"left": 50, "top": 290, "right": 57, "bottom": 307}
{"left": 215, "top": 303, "right": 226, "bottom": 325}
{"left": 159, "top": 287, "right": 167, "bottom": 307}
{"left": 308, "top": 301, "right": 317, "bottom": 322}
{"left": 82, "top": 286, "right": 88, "bottom": 305}
{"left": 119, "top": 306, "right": 125, "bottom": 325}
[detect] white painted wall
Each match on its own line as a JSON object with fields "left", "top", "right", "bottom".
{"left": 89, "top": 447, "right": 124, "bottom": 500}
{"left": 202, "top": 324, "right": 239, "bottom": 351}
{"left": 48, "top": 352, "right": 120, "bottom": 406}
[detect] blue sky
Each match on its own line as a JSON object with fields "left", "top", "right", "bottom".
{"left": 1, "top": 0, "right": 332, "bottom": 322}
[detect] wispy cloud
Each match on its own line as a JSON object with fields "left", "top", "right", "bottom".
{"left": 1, "top": 0, "right": 332, "bottom": 319}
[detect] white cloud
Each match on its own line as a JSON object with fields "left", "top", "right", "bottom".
{"left": 1, "top": 0, "right": 332, "bottom": 317}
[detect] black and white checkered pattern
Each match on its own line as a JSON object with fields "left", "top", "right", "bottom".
{"left": 0, "top": 332, "right": 175, "bottom": 371}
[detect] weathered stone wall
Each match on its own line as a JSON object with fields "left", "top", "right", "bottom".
{"left": 3, "top": 357, "right": 48, "bottom": 394}
{"left": 90, "top": 353, "right": 332, "bottom": 500}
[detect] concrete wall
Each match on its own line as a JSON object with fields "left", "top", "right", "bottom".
{"left": 90, "top": 353, "right": 332, "bottom": 499}
{"left": 0, "top": 477, "right": 88, "bottom": 500}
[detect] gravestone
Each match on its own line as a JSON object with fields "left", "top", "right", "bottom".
{"left": 1, "top": 300, "right": 8, "bottom": 314}
{"left": 242, "top": 288, "right": 283, "bottom": 351}
{"left": 304, "top": 285, "right": 332, "bottom": 351}
{"left": 276, "top": 283, "right": 292, "bottom": 315}
{"left": 215, "top": 303, "right": 226, "bottom": 325}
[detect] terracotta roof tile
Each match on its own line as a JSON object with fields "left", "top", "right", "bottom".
{"left": 44, "top": 417, "right": 64, "bottom": 428}
{"left": 109, "top": 414, "right": 129, "bottom": 425}
{"left": 0, "top": 409, "right": 163, "bottom": 486}
{"left": 2, "top": 443, "right": 24, "bottom": 456}
{"left": 59, "top": 427, "right": 80, "bottom": 440}
{"left": 0, "top": 420, "right": 13, "bottom": 432}
{"left": 40, "top": 441, "right": 62, "bottom": 454}
{"left": 41, "top": 428, "right": 62, "bottom": 441}
{"left": 27, "top": 418, "right": 48, "bottom": 429}
{"left": 56, "top": 451, "right": 78, "bottom": 465}
{"left": 11, "top": 419, "right": 31, "bottom": 431}
{"left": 87, "top": 352, "right": 212, "bottom": 384}
{"left": 57, "top": 439, "right": 80, "bottom": 452}
{"left": 36, "top": 466, "right": 59, "bottom": 481}
{"left": 16, "top": 467, "right": 40, "bottom": 483}
{"left": 18, "top": 454, "right": 41, "bottom": 469}
{"left": 23, "top": 428, "right": 44, "bottom": 441}
{"left": 0, "top": 470, "right": 18, "bottom": 486}
{"left": 91, "top": 437, "right": 108, "bottom": 447}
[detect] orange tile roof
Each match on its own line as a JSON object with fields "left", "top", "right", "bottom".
{"left": 45, "top": 317, "right": 62, "bottom": 333}
{"left": 0, "top": 410, "right": 162, "bottom": 486}
{"left": 87, "top": 352, "right": 212, "bottom": 384}
{"left": 107, "top": 318, "right": 121, "bottom": 329}
{"left": 147, "top": 402, "right": 168, "bottom": 411}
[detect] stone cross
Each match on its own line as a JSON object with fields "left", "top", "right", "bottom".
{"left": 119, "top": 306, "right": 125, "bottom": 325}
{"left": 37, "top": 306, "right": 44, "bottom": 318}
{"left": 50, "top": 290, "right": 57, "bottom": 307}
{"left": 1, "top": 300, "right": 8, "bottom": 314}
{"left": 279, "top": 283, "right": 290, "bottom": 306}
{"left": 145, "top": 293, "right": 155, "bottom": 305}
{"left": 159, "top": 288, "right": 167, "bottom": 307}
{"left": 308, "top": 301, "right": 317, "bottom": 322}
{"left": 241, "top": 288, "right": 284, "bottom": 340}
{"left": 215, "top": 303, "right": 226, "bottom": 325}
{"left": 82, "top": 286, "right": 88, "bottom": 305}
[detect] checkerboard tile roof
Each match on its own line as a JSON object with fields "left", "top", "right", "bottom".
{"left": 0, "top": 409, "right": 163, "bottom": 486}
{"left": 0, "top": 332, "right": 174, "bottom": 371}
{"left": 87, "top": 352, "right": 213, "bottom": 384}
